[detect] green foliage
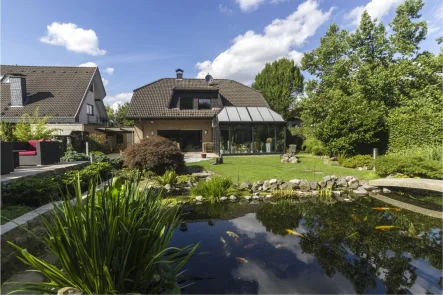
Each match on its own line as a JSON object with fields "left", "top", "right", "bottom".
{"left": 61, "top": 150, "right": 89, "bottom": 162}
{"left": 62, "top": 162, "right": 113, "bottom": 191}
{"left": 157, "top": 170, "right": 178, "bottom": 186}
{"left": 13, "top": 108, "right": 57, "bottom": 141}
{"left": 375, "top": 154, "right": 442, "bottom": 179}
{"left": 106, "top": 102, "right": 134, "bottom": 127}
{"left": 318, "top": 187, "right": 333, "bottom": 200}
{"left": 336, "top": 152, "right": 348, "bottom": 165}
{"left": 191, "top": 177, "right": 235, "bottom": 202}
{"left": 252, "top": 58, "right": 304, "bottom": 120}
{"left": 7, "top": 177, "right": 199, "bottom": 294}
{"left": 1, "top": 175, "right": 62, "bottom": 207}
{"left": 271, "top": 187, "right": 296, "bottom": 198}
{"left": 88, "top": 133, "right": 108, "bottom": 153}
{"left": 299, "top": 1, "right": 440, "bottom": 155}
{"left": 302, "top": 138, "right": 327, "bottom": 155}
{"left": 342, "top": 155, "right": 374, "bottom": 169}
{"left": 114, "top": 168, "right": 139, "bottom": 181}
{"left": 124, "top": 136, "right": 185, "bottom": 174}
{"left": 0, "top": 121, "right": 16, "bottom": 141}
{"left": 389, "top": 146, "right": 442, "bottom": 162}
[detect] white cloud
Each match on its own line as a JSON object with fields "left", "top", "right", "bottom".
{"left": 236, "top": 0, "right": 265, "bottom": 11}
{"left": 104, "top": 93, "right": 133, "bottom": 110}
{"left": 40, "top": 22, "right": 106, "bottom": 56}
{"left": 219, "top": 4, "right": 234, "bottom": 15}
{"left": 104, "top": 67, "right": 115, "bottom": 74}
{"left": 288, "top": 50, "right": 304, "bottom": 66}
{"left": 196, "top": 0, "right": 333, "bottom": 84}
{"left": 102, "top": 78, "right": 109, "bottom": 87}
{"left": 345, "top": 0, "right": 404, "bottom": 26}
{"left": 78, "top": 61, "right": 97, "bottom": 67}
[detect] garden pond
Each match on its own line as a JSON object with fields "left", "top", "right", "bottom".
{"left": 170, "top": 197, "right": 442, "bottom": 294}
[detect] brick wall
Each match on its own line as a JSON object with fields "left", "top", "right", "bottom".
{"left": 134, "top": 119, "right": 213, "bottom": 147}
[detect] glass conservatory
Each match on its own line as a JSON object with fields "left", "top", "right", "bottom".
{"left": 213, "top": 107, "right": 286, "bottom": 155}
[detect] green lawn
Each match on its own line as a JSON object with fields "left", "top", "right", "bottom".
{"left": 187, "top": 154, "right": 378, "bottom": 183}
{"left": 1, "top": 206, "right": 33, "bottom": 225}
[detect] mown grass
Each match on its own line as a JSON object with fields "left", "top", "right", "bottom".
{"left": 187, "top": 154, "right": 378, "bottom": 183}
{"left": 1, "top": 206, "right": 32, "bottom": 225}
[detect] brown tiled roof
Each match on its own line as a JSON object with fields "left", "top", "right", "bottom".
{"left": 0, "top": 65, "right": 96, "bottom": 121}
{"left": 127, "top": 78, "right": 269, "bottom": 119}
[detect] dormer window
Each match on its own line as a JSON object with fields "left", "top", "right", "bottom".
{"left": 198, "top": 98, "right": 211, "bottom": 110}
{"left": 180, "top": 97, "right": 194, "bottom": 110}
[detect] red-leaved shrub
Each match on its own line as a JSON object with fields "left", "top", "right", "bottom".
{"left": 123, "top": 136, "right": 185, "bottom": 174}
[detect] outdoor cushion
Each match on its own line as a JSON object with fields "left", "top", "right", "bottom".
{"left": 19, "top": 151, "right": 37, "bottom": 156}
{"left": 27, "top": 140, "right": 38, "bottom": 150}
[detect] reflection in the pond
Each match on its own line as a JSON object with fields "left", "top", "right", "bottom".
{"left": 171, "top": 198, "right": 442, "bottom": 294}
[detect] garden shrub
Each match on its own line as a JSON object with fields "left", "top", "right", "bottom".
{"left": 61, "top": 150, "right": 89, "bottom": 162}
{"left": 176, "top": 175, "right": 196, "bottom": 186}
{"left": 191, "top": 177, "right": 235, "bottom": 202}
{"left": 124, "top": 136, "right": 185, "bottom": 174}
{"left": 2, "top": 175, "right": 62, "bottom": 207}
{"left": 302, "top": 138, "right": 327, "bottom": 155}
{"left": 342, "top": 155, "right": 374, "bottom": 169}
{"left": 157, "top": 170, "right": 177, "bottom": 186}
{"left": 62, "top": 162, "right": 113, "bottom": 191}
{"left": 375, "top": 155, "right": 442, "bottom": 179}
{"left": 0, "top": 121, "right": 16, "bottom": 141}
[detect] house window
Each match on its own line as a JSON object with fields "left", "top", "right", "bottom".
{"left": 89, "top": 83, "right": 94, "bottom": 92}
{"left": 87, "top": 104, "right": 94, "bottom": 115}
{"left": 198, "top": 98, "right": 211, "bottom": 110}
{"left": 180, "top": 97, "right": 194, "bottom": 110}
{"left": 116, "top": 134, "right": 124, "bottom": 144}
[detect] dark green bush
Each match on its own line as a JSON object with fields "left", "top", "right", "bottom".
{"left": 124, "top": 136, "right": 185, "bottom": 174}
{"left": 61, "top": 150, "right": 89, "bottom": 162}
{"left": 342, "top": 155, "right": 374, "bottom": 169}
{"left": 302, "top": 138, "right": 327, "bottom": 155}
{"left": 62, "top": 162, "right": 112, "bottom": 191}
{"left": 375, "top": 155, "right": 442, "bottom": 179}
{"left": 2, "top": 175, "right": 62, "bottom": 207}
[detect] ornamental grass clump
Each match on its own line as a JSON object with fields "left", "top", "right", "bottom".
{"left": 191, "top": 177, "right": 235, "bottom": 202}
{"left": 6, "top": 176, "right": 199, "bottom": 294}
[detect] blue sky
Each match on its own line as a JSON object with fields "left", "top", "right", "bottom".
{"left": 2, "top": 0, "right": 441, "bottom": 108}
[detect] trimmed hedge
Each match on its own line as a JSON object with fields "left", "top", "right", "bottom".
{"left": 375, "top": 155, "right": 442, "bottom": 179}
{"left": 124, "top": 136, "right": 185, "bottom": 174}
{"left": 342, "top": 155, "right": 374, "bottom": 169}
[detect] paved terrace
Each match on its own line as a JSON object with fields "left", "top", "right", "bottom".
{"left": 369, "top": 178, "right": 443, "bottom": 193}
{"left": 1, "top": 161, "right": 89, "bottom": 184}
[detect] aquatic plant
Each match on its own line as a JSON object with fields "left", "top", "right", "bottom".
{"left": 191, "top": 176, "right": 235, "bottom": 202}
{"left": 271, "top": 187, "right": 297, "bottom": 198}
{"left": 6, "top": 176, "right": 199, "bottom": 294}
{"left": 318, "top": 187, "right": 333, "bottom": 200}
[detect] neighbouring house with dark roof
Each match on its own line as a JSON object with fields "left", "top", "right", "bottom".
{"left": 0, "top": 65, "right": 109, "bottom": 143}
{"left": 127, "top": 69, "right": 286, "bottom": 155}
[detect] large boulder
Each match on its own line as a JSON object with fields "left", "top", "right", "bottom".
{"left": 269, "top": 179, "right": 278, "bottom": 185}
{"left": 336, "top": 178, "right": 348, "bottom": 188}
{"left": 318, "top": 180, "right": 327, "bottom": 188}
{"left": 323, "top": 175, "right": 331, "bottom": 182}
{"left": 299, "top": 179, "right": 311, "bottom": 191}
{"left": 309, "top": 180, "right": 318, "bottom": 190}
{"left": 348, "top": 178, "right": 359, "bottom": 189}
{"left": 326, "top": 180, "right": 336, "bottom": 189}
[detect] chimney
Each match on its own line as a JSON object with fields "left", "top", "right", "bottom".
{"left": 9, "top": 75, "right": 27, "bottom": 107}
{"left": 176, "top": 69, "right": 183, "bottom": 80}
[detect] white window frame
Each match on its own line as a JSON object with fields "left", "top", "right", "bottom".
{"left": 87, "top": 104, "right": 94, "bottom": 115}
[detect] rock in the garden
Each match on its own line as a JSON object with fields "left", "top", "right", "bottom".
{"left": 372, "top": 189, "right": 381, "bottom": 194}
{"left": 277, "top": 179, "right": 283, "bottom": 185}
{"left": 196, "top": 202, "right": 203, "bottom": 205}
{"left": 244, "top": 196, "right": 252, "bottom": 201}
{"left": 348, "top": 178, "right": 359, "bottom": 189}
{"left": 256, "top": 180, "right": 264, "bottom": 185}
{"left": 289, "top": 179, "right": 301, "bottom": 185}
{"left": 195, "top": 195, "right": 203, "bottom": 201}
{"left": 265, "top": 194, "right": 272, "bottom": 199}
{"left": 270, "top": 183, "right": 279, "bottom": 190}
{"left": 239, "top": 181, "right": 252, "bottom": 191}
{"left": 345, "top": 176, "right": 353, "bottom": 182}
{"left": 330, "top": 175, "right": 338, "bottom": 181}
{"left": 280, "top": 183, "right": 289, "bottom": 190}
{"left": 362, "top": 184, "right": 377, "bottom": 191}
{"left": 299, "top": 179, "right": 311, "bottom": 191}
{"left": 258, "top": 186, "right": 263, "bottom": 191}
{"left": 326, "top": 180, "right": 336, "bottom": 189}
{"left": 253, "top": 191, "right": 260, "bottom": 196}
{"left": 229, "top": 195, "right": 237, "bottom": 201}
{"left": 289, "top": 157, "right": 299, "bottom": 163}
{"left": 269, "top": 179, "right": 278, "bottom": 185}
{"left": 263, "top": 180, "right": 270, "bottom": 186}
{"left": 164, "top": 184, "right": 171, "bottom": 190}
{"left": 353, "top": 187, "right": 368, "bottom": 196}
{"left": 332, "top": 191, "right": 342, "bottom": 197}
{"left": 330, "top": 156, "right": 337, "bottom": 161}
{"left": 336, "top": 178, "right": 348, "bottom": 187}
{"left": 220, "top": 196, "right": 228, "bottom": 201}
{"left": 382, "top": 188, "right": 392, "bottom": 194}
{"left": 309, "top": 180, "right": 318, "bottom": 190}
{"left": 262, "top": 184, "right": 270, "bottom": 192}
{"left": 323, "top": 175, "right": 331, "bottom": 182}
{"left": 253, "top": 195, "right": 260, "bottom": 200}
{"left": 318, "top": 180, "right": 326, "bottom": 188}
{"left": 251, "top": 185, "right": 259, "bottom": 192}
{"left": 357, "top": 166, "right": 368, "bottom": 171}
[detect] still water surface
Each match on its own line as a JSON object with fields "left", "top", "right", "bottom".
{"left": 170, "top": 198, "right": 442, "bottom": 294}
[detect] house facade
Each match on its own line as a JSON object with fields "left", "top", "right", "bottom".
{"left": 0, "top": 65, "right": 108, "bottom": 138}
{"left": 127, "top": 69, "right": 286, "bottom": 155}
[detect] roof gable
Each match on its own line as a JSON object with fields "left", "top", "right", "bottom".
{"left": 0, "top": 65, "right": 99, "bottom": 121}
{"left": 127, "top": 78, "right": 269, "bottom": 119}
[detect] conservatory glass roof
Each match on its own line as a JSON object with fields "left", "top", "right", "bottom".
{"left": 217, "top": 107, "right": 284, "bottom": 123}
